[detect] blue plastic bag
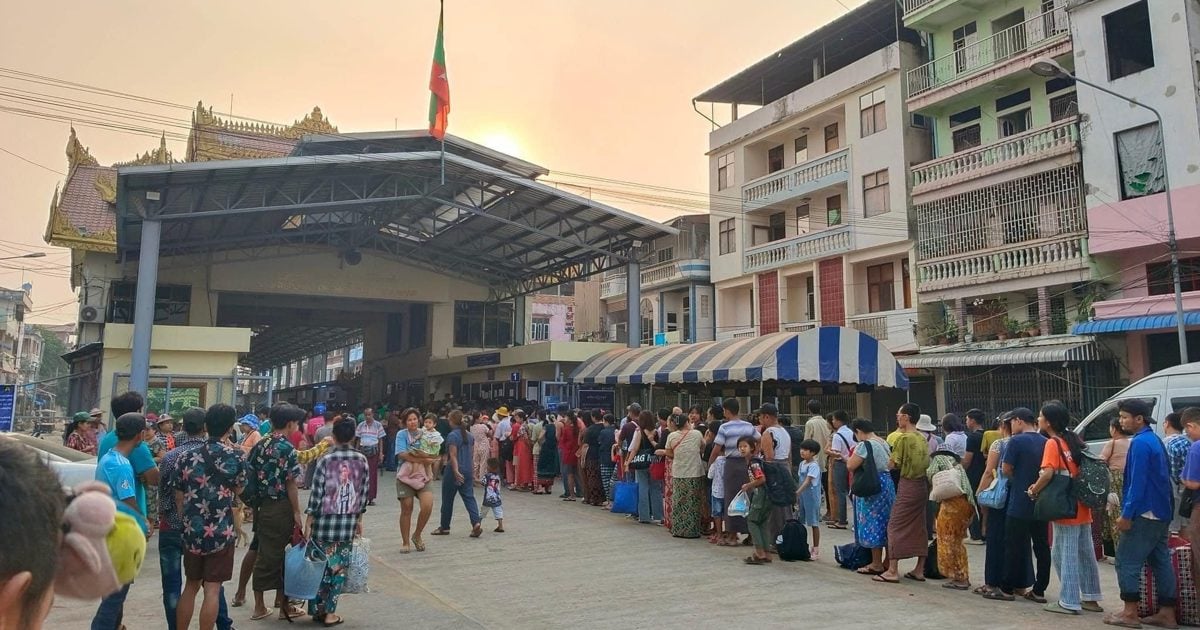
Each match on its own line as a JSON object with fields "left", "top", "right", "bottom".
{"left": 728, "top": 490, "right": 750, "bottom": 517}
{"left": 283, "top": 539, "right": 327, "bottom": 601}
{"left": 611, "top": 480, "right": 638, "bottom": 515}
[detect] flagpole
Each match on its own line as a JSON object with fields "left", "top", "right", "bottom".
{"left": 441, "top": 138, "right": 446, "bottom": 185}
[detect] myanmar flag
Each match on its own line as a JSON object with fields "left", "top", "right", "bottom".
{"left": 428, "top": 3, "right": 450, "bottom": 141}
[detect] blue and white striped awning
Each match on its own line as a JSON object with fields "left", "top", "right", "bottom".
{"left": 569, "top": 327, "right": 909, "bottom": 389}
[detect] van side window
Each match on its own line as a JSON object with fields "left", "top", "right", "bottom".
{"left": 1082, "top": 403, "right": 1120, "bottom": 442}
{"left": 1172, "top": 396, "right": 1200, "bottom": 413}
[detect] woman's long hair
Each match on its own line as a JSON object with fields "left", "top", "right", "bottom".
{"left": 1041, "top": 401, "right": 1084, "bottom": 464}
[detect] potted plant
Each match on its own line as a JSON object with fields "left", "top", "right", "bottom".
{"left": 1024, "top": 320, "right": 1042, "bottom": 337}
{"left": 999, "top": 316, "right": 1020, "bottom": 341}
{"left": 941, "top": 319, "right": 959, "bottom": 345}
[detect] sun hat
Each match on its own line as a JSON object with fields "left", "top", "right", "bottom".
{"left": 915, "top": 414, "right": 937, "bottom": 432}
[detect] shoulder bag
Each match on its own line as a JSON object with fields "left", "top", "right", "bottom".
{"left": 1033, "top": 438, "right": 1077, "bottom": 522}
{"left": 976, "top": 440, "right": 1010, "bottom": 509}
{"left": 851, "top": 440, "right": 882, "bottom": 497}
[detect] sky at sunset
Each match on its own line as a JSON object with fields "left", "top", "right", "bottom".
{"left": 0, "top": 0, "right": 868, "bottom": 324}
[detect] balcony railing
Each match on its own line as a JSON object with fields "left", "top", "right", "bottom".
{"left": 907, "top": 7, "right": 1069, "bottom": 99}
{"left": 742, "top": 148, "right": 850, "bottom": 211}
{"left": 901, "top": 0, "right": 938, "bottom": 15}
{"left": 917, "top": 234, "right": 1088, "bottom": 292}
{"left": 716, "top": 326, "right": 759, "bottom": 341}
{"left": 911, "top": 118, "right": 1078, "bottom": 192}
{"left": 744, "top": 224, "right": 854, "bottom": 274}
{"left": 782, "top": 320, "right": 819, "bottom": 334}
{"left": 599, "top": 258, "right": 709, "bottom": 300}
{"left": 848, "top": 308, "right": 919, "bottom": 351}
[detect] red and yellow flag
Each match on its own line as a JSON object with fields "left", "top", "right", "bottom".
{"left": 428, "top": 2, "right": 450, "bottom": 140}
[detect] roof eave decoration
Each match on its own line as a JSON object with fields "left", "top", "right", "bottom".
{"left": 65, "top": 127, "right": 99, "bottom": 171}
{"left": 44, "top": 182, "right": 117, "bottom": 254}
{"left": 188, "top": 101, "right": 338, "bottom": 161}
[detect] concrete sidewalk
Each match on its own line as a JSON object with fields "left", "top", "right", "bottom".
{"left": 47, "top": 481, "right": 1128, "bottom": 629}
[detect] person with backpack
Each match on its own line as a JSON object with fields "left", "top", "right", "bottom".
{"left": 926, "top": 439, "right": 975, "bottom": 591}
{"left": 758, "top": 404, "right": 793, "bottom": 545}
{"left": 739, "top": 436, "right": 773, "bottom": 565}
{"left": 1026, "top": 401, "right": 1102, "bottom": 616}
{"left": 795, "top": 440, "right": 823, "bottom": 558}
{"left": 826, "top": 410, "right": 854, "bottom": 530}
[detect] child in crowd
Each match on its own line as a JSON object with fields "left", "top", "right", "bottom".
{"left": 739, "top": 436, "right": 771, "bottom": 564}
{"left": 482, "top": 457, "right": 505, "bottom": 532}
{"left": 708, "top": 454, "right": 726, "bottom": 544}
{"left": 416, "top": 415, "right": 445, "bottom": 479}
{"left": 796, "top": 439, "right": 823, "bottom": 559}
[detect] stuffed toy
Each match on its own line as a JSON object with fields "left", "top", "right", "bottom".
{"left": 55, "top": 481, "right": 146, "bottom": 599}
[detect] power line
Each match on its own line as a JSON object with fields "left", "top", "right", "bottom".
{"left": 0, "top": 146, "right": 64, "bottom": 175}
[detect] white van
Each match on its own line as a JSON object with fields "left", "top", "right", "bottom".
{"left": 1073, "top": 362, "right": 1200, "bottom": 447}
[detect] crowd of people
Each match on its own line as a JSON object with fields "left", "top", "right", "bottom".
{"left": 12, "top": 391, "right": 1198, "bottom": 629}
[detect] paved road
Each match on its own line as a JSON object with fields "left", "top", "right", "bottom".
{"left": 48, "top": 481, "right": 1122, "bottom": 629}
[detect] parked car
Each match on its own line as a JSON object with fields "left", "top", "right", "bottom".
{"left": 1073, "top": 362, "right": 1200, "bottom": 448}
{"left": 0, "top": 432, "right": 97, "bottom": 489}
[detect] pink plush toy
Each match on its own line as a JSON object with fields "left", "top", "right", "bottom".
{"left": 55, "top": 481, "right": 127, "bottom": 599}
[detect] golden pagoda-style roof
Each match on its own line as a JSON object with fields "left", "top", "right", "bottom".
{"left": 44, "top": 103, "right": 338, "bottom": 256}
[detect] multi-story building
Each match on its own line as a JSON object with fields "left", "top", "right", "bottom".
{"left": 696, "top": 0, "right": 927, "bottom": 359}
{"left": 901, "top": 0, "right": 1120, "bottom": 416}
{"left": 1066, "top": 0, "right": 1200, "bottom": 379}
{"left": 599, "top": 214, "right": 713, "bottom": 345}
{"left": 0, "top": 286, "right": 33, "bottom": 385}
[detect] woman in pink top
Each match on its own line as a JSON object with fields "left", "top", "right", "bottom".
{"left": 1100, "top": 417, "right": 1133, "bottom": 554}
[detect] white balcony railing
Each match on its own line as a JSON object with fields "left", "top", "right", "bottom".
{"left": 744, "top": 224, "right": 854, "bottom": 274}
{"left": 901, "top": 0, "right": 938, "bottom": 15}
{"left": 742, "top": 148, "right": 850, "bottom": 210}
{"left": 599, "top": 259, "right": 708, "bottom": 300}
{"left": 848, "top": 308, "right": 919, "bottom": 352}
{"left": 918, "top": 235, "right": 1088, "bottom": 292}
{"left": 911, "top": 118, "right": 1078, "bottom": 191}
{"left": 907, "top": 7, "right": 1069, "bottom": 99}
{"left": 717, "top": 326, "right": 759, "bottom": 341}
{"left": 782, "top": 320, "right": 819, "bottom": 334}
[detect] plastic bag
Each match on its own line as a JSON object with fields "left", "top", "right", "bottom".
{"left": 283, "top": 539, "right": 327, "bottom": 601}
{"left": 728, "top": 490, "right": 750, "bottom": 517}
{"left": 343, "top": 537, "right": 371, "bottom": 595}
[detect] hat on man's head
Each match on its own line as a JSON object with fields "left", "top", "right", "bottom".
{"left": 156, "top": 414, "right": 173, "bottom": 425}
{"left": 1009, "top": 407, "right": 1036, "bottom": 425}
{"left": 915, "top": 414, "right": 937, "bottom": 432}
{"left": 496, "top": 406, "right": 510, "bottom": 417}
{"left": 73, "top": 411, "right": 91, "bottom": 423}
{"left": 757, "top": 403, "right": 779, "bottom": 417}
{"left": 89, "top": 408, "right": 103, "bottom": 418}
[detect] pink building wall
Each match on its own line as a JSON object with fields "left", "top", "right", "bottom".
{"left": 1087, "top": 184, "right": 1200, "bottom": 255}
{"left": 532, "top": 300, "right": 573, "bottom": 342}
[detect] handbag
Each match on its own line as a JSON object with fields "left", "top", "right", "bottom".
{"left": 628, "top": 451, "right": 655, "bottom": 470}
{"left": 930, "top": 466, "right": 965, "bottom": 502}
{"left": 1033, "top": 440, "right": 1077, "bottom": 522}
{"left": 851, "top": 440, "right": 882, "bottom": 498}
{"left": 611, "top": 480, "right": 638, "bottom": 514}
{"left": 342, "top": 537, "right": 371, "bottom": 595}
{"left": 977, "top": 441, "right": 1010, "bottom": 510}
{"left": 283, "top": 539, "right": 328, "bottom": 601}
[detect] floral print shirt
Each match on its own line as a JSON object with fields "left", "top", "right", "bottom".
{"left": 248, "top": 433, "right": 302, "bottom": 501}
{"left": 177, "top": 440, "right": 247, "bottom": 555}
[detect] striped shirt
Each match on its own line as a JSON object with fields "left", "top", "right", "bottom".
{"left": 714, "top": 419, "right": 760, "bottom": 458}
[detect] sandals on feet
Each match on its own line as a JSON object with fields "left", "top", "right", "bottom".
{"left": 1022, "top": 591, "right": 1048, "bottom": 604}
{"left": 744, "top": 556, "right": 767, "bottom": 565}
{"left": 470, "top": 524, "right": 483, "bottom": 538}
{"left": 323, "top": 614, "right": 345, "bottom": 627}
{"left": 413, "top": 536, "right": 426, "bottom": 552}
{"left": 982, "top": 589, "right": 1016, "bottom": 601}
{"left": 249, "top": 608, "right": 274, "bottom": 621}
{"left": 856, "top": 566, "right": 885, "bottom": 576}
{"left": 430, "top": 529, "right": 450, "bottom": 536}
{"left": 903, "top": 572, "right": 926, "bottom": 582}
{"left": 872, "top": 575, "right": 900, "bottom": 583}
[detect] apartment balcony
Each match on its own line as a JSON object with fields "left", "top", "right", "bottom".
{"left": 782, "top": 320, "right": 819, "bottom": 334}
{"left": 743, "top": 224, "right": 854, "bottom": 274}
{"left": 848, "top": 307, "right": 919, "bottom": 352}
{"left": 599, "top": 258, "right": 711, "bottom": 300}
{"left": 902, "top": 0, "right": 996, "bottom": 31}
{"left": 742, "top": 148, "right": 850, "bottom": 213}
{"left": 716, "top": 325, "right": 759, "bottom": 341}
{"left": 906, "top": 7, "right": 1070, "bottom": 110}
{"left": 911, "top": 118, "right": 1079, "bottom": 194}
{"left": 917, "top": 234, "right": 1089, "bottom": 293}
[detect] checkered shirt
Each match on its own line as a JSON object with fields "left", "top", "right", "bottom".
{"left": 305, "top": 445, "right": 369, "bottom": 542}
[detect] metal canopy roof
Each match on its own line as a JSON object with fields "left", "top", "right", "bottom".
{"left": 897, "top": 342, "right": 1107, "bottom": 369}
{"left": 115, "top": 140, "right": 676, "bottom": 301}
{"left": 244, "top": 325, "right": 362, "bottom": 372}
{"left": 694, "top": 0, "right": 915, "bottom": 106}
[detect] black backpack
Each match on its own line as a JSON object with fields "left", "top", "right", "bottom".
{"left": 763, "top": 461, "right": 798, "bottom": 507}
{"left": 778, "top": 518, "right": 811, "bottom": 561}
{"left": 239, "top": 438, "right": 270, "bottom": 509}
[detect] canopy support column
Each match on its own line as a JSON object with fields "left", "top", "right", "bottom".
{"left": 130, "top": 218, "right": 162, "bottom": 395}
{"left": 627, "top": 258, "right": 641, "bottom": 349}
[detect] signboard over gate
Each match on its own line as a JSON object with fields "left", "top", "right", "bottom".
{"left": 577, "top": 389, "right": 615, "bottom": 414}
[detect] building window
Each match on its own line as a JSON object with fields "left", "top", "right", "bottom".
{"left": 656, "top": 247, "right": 674, "bottom": 263}
{"left": 718, "top": 218, "right": 736, "bottom": 255}
{"left": 717, "top": 153, "right": 734, "bottom": 191}
{"left": 952, "top": 21, "right": 978, "bottom": 73}
{"left": 794, "top": 136, "right": 808, "bottom": 164}
{"left": 453, "top": 301, "right": 513, "bottom": 348}
{"left": 768, "top": 212, "right": 787, "bottom": 242}
{"left": 824, "top": 123, "right": 840, "bottom": 152}
{"left": 863, "top": 169, "right": 890, "bottom": 217}
{"left": 950, "top": 106, "right": 982, "bottom": 152}
{"left": 796, "top": 203, "right": 811, "bottom": 233}
{"left": 911, "top": 113, "right": 931, "bottom": 129}
{"left": 666, "top": 312, "right": 679, "bottom": 332}
{"left": 640, "top": 299, "right": 654, "bottom": 346}
{"left": 106, "top": 282, "right": 191, "bottom": 325}
{"left": 681, "top": 295, "right": 691, "bottom": 342}
{"left": 901, "top": 259, "right": 911, "bottom": 309}
{"left": 1104, "top": 0, "right": 1154, "bottom": 80}
{"left": 1049, "top": 92, "right": 1078, "bottom": 121}
{"left": 826, "top": 194, "right": 842, "bottom": 227}
{"left": 767, "top": 145, "right": 785, "bottom": 173}
{"left": 866, "top": 264, "right": 896, "bottom": 314}
{"left": 700, "top": 293, "right": 711, "bottom": 318}
{"left": 805, "top": 276, "right": 816, "bottom": 321}
{"left": 1115, "top": 122, "right": 1165, "bottom": 200}
{"left": 530, "top": 316, "right": 550, "bottom": 341}
{"left": 859, "top": 87, "right": 887, "bottom": 137}
{"left": 998, "top": 108, "right": 1032, "bottom": 138}
{"left": 1148, "top": 257, "right": 1200, "bottom": 296}
{"left": 867, "top": 263, "right": 895, "bottom": 313}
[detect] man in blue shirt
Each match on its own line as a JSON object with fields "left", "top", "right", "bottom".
{"left": 97, "top": 391, "right": 160, "bottom": 518}
{"left": 1108, "top": 398, "right": 1177, "bottom": 628}
{"left": 92, "top": 412, "right": 151, "bottom": 630}
{"left": 999, "top": 408, "right": 1049, "bottom": 601}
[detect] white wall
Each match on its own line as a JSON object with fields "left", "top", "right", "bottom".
{"left": 1070, "top": 0, "right": 1200, "bottom": 203}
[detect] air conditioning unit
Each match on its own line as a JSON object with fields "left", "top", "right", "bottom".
{"left": 79, "top": 304, "right": 102, "bottom": 323}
